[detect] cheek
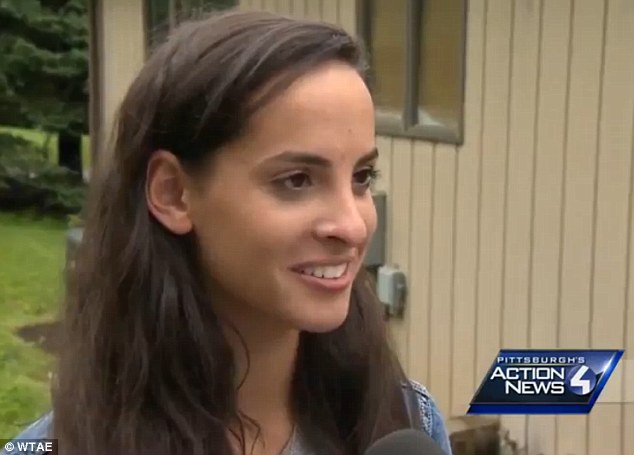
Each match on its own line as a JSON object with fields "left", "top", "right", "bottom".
{"left": 192, "top": 206, "right": 283, "bottom": 309}
{"left": 194, "top": 203, "right": 275, "bottom": 263}
{"left": 190, "top": 194, "right": 304, "bottom": 280}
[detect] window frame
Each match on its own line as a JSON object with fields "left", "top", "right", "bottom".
{"left": 356, "top": 0, "right": 468, "bottom": 145}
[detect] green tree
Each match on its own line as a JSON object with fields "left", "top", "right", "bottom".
{"left": 0, "top": 0, "right": 88, "bottom": 173}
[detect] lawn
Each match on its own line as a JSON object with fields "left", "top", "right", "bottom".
{"left": 0, "top": 125, "right": 91, "bottom": 172}
{"left": 0, "top": 212, "right": 67, "bottom": 437}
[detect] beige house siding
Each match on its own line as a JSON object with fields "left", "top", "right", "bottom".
{"left": 93, "top": 1, "right": 634, "bottom": 454}
{"left": 91, "top": 0, "right": 146, "bottom": 173}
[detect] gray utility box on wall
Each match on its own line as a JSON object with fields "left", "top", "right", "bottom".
{"left": 364, "top": 191, "right": 387, "bottom": 268}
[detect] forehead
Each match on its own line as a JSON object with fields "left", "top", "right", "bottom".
{"left": 234, "top": 61, "right": 375, "bottom": 162}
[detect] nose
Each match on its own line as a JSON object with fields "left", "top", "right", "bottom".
{"left": 313, "top": 192, "right": 373, "bottom": 247}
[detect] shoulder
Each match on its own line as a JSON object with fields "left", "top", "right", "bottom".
{"left": 0, "top": 412, "right": 53, "bottom": 455}
{"left": 405, "top": 379, "right": 453, "bottom": 455}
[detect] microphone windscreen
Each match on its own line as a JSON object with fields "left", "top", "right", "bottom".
{"left": 364, "top": 429, "right": 445, "bottom": 455}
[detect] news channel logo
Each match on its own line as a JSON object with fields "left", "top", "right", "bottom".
{"left": 1, "top": 439, "right": 57, "bottom": 455}
{"left": 467, "top": 349, "right": 624, "bottom": 414}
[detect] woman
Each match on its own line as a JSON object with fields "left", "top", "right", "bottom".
{"left": 4, "top": 10, "right": 452, "bottom": 455}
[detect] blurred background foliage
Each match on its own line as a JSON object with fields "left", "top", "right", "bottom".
{"left": 0, "top": 0, "right": 88, "bottom": 437}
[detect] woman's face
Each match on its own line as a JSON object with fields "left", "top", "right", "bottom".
{"left": 188, "top": 61, "right": 378, "bottom": 333}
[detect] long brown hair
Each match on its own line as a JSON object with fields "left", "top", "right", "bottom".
{"left": 53, "top": 9, "right": 412, "bottom": 455}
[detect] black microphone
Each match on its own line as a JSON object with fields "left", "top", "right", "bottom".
{"left": 365, "top": 429, "right": 446, "bottom": 455}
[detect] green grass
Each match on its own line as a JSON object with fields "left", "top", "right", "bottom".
{"left": 0, "top": 125, "right": 91, "bottom": 172}
{"left": 0, "top": 212, "right": 67, "bottom": 437}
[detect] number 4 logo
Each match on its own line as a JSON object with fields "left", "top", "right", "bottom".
{"left": 567, "top": 365, "right": 597, "bottom": 396}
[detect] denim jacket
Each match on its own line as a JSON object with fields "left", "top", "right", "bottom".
{"left": 405, "top": 380, "right": 453, "bottom": 455}
{"left": 1, "top": 380, "right": 452, "bottom": 455}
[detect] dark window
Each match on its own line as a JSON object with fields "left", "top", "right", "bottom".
{"left": 359, "top": 0, "right": 467, "bottom": 144}
{"left": 145, "top": 0, "right": 237, "bottom": 50}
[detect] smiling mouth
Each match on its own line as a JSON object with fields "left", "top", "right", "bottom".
{"left": 298, "top": 263, "right": 349, "bottom": 279}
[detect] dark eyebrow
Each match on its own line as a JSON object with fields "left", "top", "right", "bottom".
{"left": 263, "top": 147, "right": 379, "bottom": 168}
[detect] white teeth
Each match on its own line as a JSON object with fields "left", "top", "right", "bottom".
{"left": 301, "top": 264, "right": 347, "bottom": 279}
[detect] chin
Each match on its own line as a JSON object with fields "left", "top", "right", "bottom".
{"left": 292, "top": 294, "right": 352, "bottom": 333}
{"left": 300, "top": 318, "right": 346, "bottom": 334}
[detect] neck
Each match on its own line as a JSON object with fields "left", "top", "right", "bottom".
{"left": 231, "top": 324, "right": 299, "bottom": 422}
{"left": 219, "top": 305, "right": 300, "bottom": 454}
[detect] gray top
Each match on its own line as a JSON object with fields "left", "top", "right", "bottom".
{"left": 280, "top": 427, "right": 314, "bottom": 455}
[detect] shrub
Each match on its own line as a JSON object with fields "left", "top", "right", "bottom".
{"left": 0, "top": 133, "right": 85, "bottom": 216}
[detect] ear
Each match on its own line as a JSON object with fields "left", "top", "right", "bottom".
{"left": 146, "top": 150, "right": 193, "bottom": 235}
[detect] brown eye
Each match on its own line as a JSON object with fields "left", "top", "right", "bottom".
{"left": 281, "top": 172, "right": 312, "bottom": 190}
{"left": 353, "top": 167, "right": 379, "bottom": 187}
